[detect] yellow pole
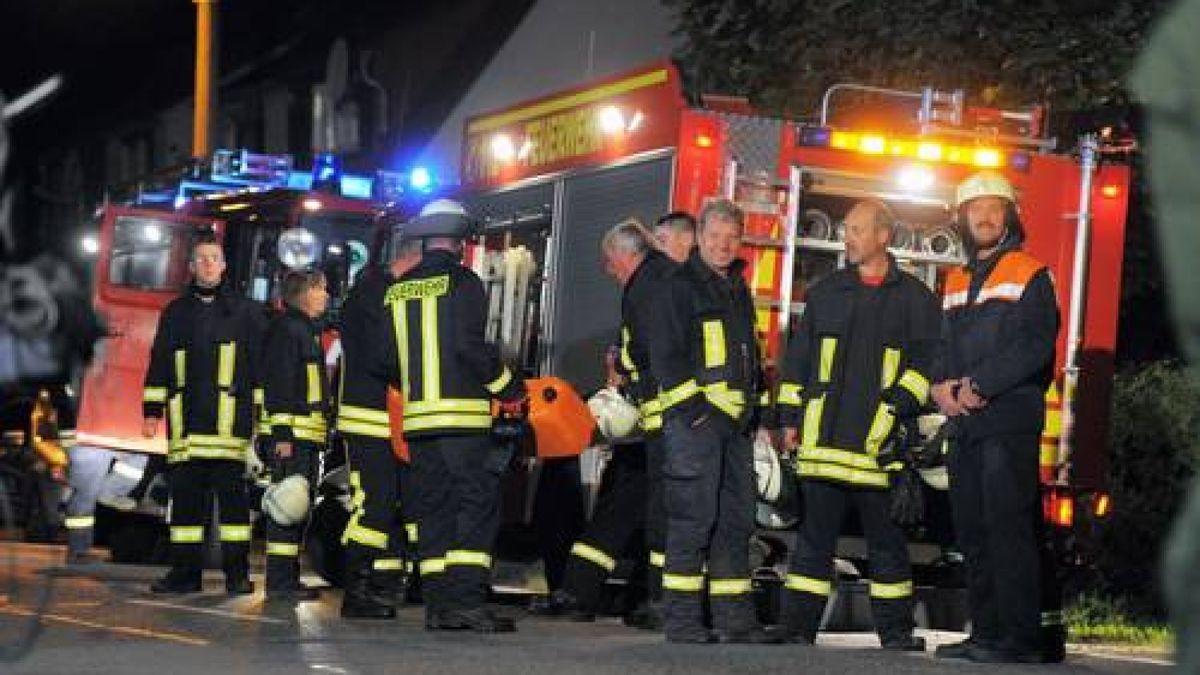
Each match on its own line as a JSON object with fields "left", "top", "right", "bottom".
{"left": 192, "top": 0, "right": 217, "bottom": 159}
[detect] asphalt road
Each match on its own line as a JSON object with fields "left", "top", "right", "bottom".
{"left": 0, "top": 544, "right": 1171, "bottom": 675}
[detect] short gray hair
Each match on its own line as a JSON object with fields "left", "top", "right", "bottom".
{"left": 698, "top": 198, "right": 744, "bottom": 234}
{"left": 602, "top": 218, "right": 654, "bottom": 257}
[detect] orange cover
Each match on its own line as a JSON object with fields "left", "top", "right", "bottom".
{"left": 387, "top": 387, "right": 409, "bottom": 462}
{"left": 526, "top": 377, "right": 595, "bottom": 458}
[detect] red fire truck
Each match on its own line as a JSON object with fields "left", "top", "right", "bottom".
{"left": 456, "top": 62, "right": 1131, "bottom": 638}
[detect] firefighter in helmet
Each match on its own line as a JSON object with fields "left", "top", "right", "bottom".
{"left": 932, "top": 171, "right": 1059, "bottom": 663}
{"left": 374, "top": 198, "right": 527, "bottom": 632}
{"left": 335, "top": 220, "right": 425, "bottom": 620}
{"left": 142, "top": 231, "right": 267, "bottom": 595}
{"left": 774, "top": 199, "right": 940, "bottom": 650}
{"left": 648, "top": 199, "right": 779, "bottom": 644}
{"left": 261, "top": 269, "right": 330, "bottom": 604}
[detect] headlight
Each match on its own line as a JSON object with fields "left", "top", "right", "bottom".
{"left": 278, "top": 228, "right": 319, "bottom": 269}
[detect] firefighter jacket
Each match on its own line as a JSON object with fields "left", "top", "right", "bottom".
{"left": 776, "top": 258, "right": 941, "bottom": 489}
{"left": 380, "top": 249, "right": 526, "bottom": 438}
{"left": 335, "top": 267, "right": 396, "bottom": 440}
{"left": 648, "top": 249, "right": 765, "bottom": 429}
{"left": 938, "top": 242, "right": 1059, "bottom": 439}
{"left": 262, "top": 308, "right": 329, "bottom": 444}
{"left": 616, "top": 250, "right": 677, "bottom": 432}
{"left": 142, "top": 284, "right": 268, "bottom": 463}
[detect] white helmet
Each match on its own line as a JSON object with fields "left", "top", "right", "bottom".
{"left": 406, "top": 198, "right": 475, "bottom": 239}
{"left": 587, "top": 387, "right": 641, "bottom": 441}
{"left": 753, "top": 436, "right": 800, "bottom": 529}
{"left": 754, "top": 436, "right": 783, "bottom": 502}
{"left": 262, "top": 474, "right": 311, "bottom": 526}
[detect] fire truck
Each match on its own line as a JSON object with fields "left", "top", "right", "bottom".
{"left": 456, "top": 62, "right": 1131, "bottom": 637}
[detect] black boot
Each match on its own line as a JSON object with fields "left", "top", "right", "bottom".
{"left": 151, "top": 567, "right": 202, "bottom": 594}
{"left": 224, "top": 563, "right": 255, "bottom": 595}
{"left": 341, "top": 566, "right": 397, "bottom": 619}
{"left": 429, "top": 607, "right": 516, "bottom": 633}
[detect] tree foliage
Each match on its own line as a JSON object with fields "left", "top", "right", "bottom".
{"left": 665, "top": 0, "right": 1170, "bottom": 115}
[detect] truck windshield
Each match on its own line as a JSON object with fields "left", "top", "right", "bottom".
{"left": 106, "top": 215, "right": 194, "bottom": 292}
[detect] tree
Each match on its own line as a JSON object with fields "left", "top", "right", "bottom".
{"left": 665, "top": 0, "right": 1170, "bottom": 115}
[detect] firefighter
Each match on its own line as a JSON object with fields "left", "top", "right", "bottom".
{"left": 540, "top": 219, "right": 675, "bottom": 627}
{"left": 774, "top": 199, "right": 940, "bottom": 650}
{"left": 932, "top": 171, "right": 1059, "bottom": 663}
{"left": 261, "top": 269, "right": 330, "bottom": 603}
{"left": 142, "top": 232, "right": 267, "bottom": 594}
{"left": 374, "top": 198, "right": 528, "bottom": 632}
{"left": 648, "top": 199, "right": 778, "bottom": 644}
{"left": 335, "top": 227, "right": 424, "bottom": 619}
{"left": 653, "top": 211, "right": 697, "bottom": 264}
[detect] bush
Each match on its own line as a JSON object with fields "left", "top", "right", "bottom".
{"left": 1092, "top": 360, "right": 1200, "bottom": 617}
{"left": 1066, "top": 593, "right": 1172, "bottom": 647}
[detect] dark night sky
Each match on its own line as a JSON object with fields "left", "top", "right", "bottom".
{"left": 1, "top": 1, "right": 422, "bottom": 148}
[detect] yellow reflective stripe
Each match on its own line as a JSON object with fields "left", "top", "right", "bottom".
{"left": 869, "top": 580, "right": 913, "bottom": 599}
{"left": 897, "top": 369, "right": 930, "bottom": 405}
{"left": 709, "top": 578, "right": 752, "bottom": 596}
{"left": 405, "top": 522, "right": 419, "bottom": 542}
{"left": 404, "top": 398, "right": 491, "bottom": 417}
{"left": 864, "top": 404, "right": 896, "bottom": 456}
{"left": 269, "top": 413, "right": 295, "bottom": 426}
{"left": 660, "top": 379, "right": 701, "bottom": 409}
{"left": 220, "top": 524, "right": 252, "bottom": 542}
{"left": 402, "top": 414, "right": 493, "bottom": 432}
{"left": 759, "top": 389, "right": 771, "bottom": 406}
{"left": 186, "top": 446, "right": 247, "bottom": 461}
{"left": 421, "top": 296, "right": 440, "bottom": 401}
{"left": 796, "top": 460, "right": 890, "bottom": 488}
{"left": 786, "top": 574, "right": 831, "bottom": 596}
{"left": 649, "top": 550, "right": 665, "bottom": 568}
{"left": 267, "top": 542, "right": 300, "bottom": 557}
{"left": 374, "top": 558, "right": 404, "bottom": 571}
{"left": 338, "top": 404, "right": 391, "bottom": 425}
{"left": 65, "top": 516, "right": 95, "bottom": 529}
{"left": 217, "top": 342, "right": 236, "bottom": 388}
{"left": 801, "top": 395, "right": 825, "bottom": 448}
{"left": 420, "top": 558, "right": 446, "bottom": 576}
{"left": 881, "top": 347, "right": 901, "bottom": 389}
{"left": 187, "top": 434, "right": 249, "bottom": 449}
{"left": 797, "top": 447, "right": 886, "bottom": 471}
{"left": 170, "top": 526, "right": 205, "bottom": 544}
{"left": 819, "top": 337, "right": 837, "bottom": 383}
{"left": 336, "top": 419, "right": 392, "bottom": 439}
{"left": 619, "top": 327, "right": 638, "bottom": 377}
{"left": 570, "top": 542, "right": 616, "bottom": 572}
{"left": 446, "top": 549, "right": 492, "bottom": 568}
{"left": 345, "top": 522, "right": 389, "bottom": 550}
{"left": 143, "top": 387, "right": 168, "bottom": 403}
{"left": 174, "top": 350, "right": 187, "bottom": 387}
{"left": 703, "top": 382, "right": 745, "bottom": 418}
{"left": 217, "top": 392, "right": 235, "bottom": 437}
{"left": 701, "top": 320, "right": 727, "bottom": 368}
{"left": 253, "top": 387, "right": 264, "bottom": 406}
{"left": 777, "top": 383, "right": 803, "bottom": 407}
{"left": 638, "top": 398, "right": 663, "bottom": 416}
{"left": 485, "top": 366, "right": 513, "bottom": 395}
{"left": 639, "top": 414, "right": 663, "bottom": 432}
{"left": 662, "top": 573, "right": 705, "bottom": 592}
{"left": 306, "top": 364, "right": 321, "bottom": 404}
{"left": 289, "top": 429, "right": 327, "bottom": 442}
{"left": 393, "top": 300, "right": 410, "bottom": 401}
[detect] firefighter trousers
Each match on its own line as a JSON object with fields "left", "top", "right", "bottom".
{"left": 342, "top": 436, "right": 399, "bottom": 575}
{"left": 948, "top": 433, "right": 1042, "bottom": 653}
{"left": 408, "top": 433, "right": 506, "bottom": 613}
{"left": 780, "top": 480, "right": 915, "bottom": 643}
{"left": 661, "top": 414, "right": 756, "bottom": 634}
{"left": 562, "top": 439, "right": 648, "bottom": 611}
{"left": 166, "top": 458, "right": 250, "bottom": 578}
{"left": 264, "top": 441, "right": 320, "bottom": 593}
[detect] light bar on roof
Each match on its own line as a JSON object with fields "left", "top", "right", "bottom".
{"left": 803, "top": 126, "right": 1009, "bottom": 169}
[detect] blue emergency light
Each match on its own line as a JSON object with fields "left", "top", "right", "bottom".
{"left": 409, "top": 166, "right": 433, "bottom": 192}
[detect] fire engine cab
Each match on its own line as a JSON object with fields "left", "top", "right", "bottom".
{"left": 456, "top": 61, "right": 1131, "bottom": 638}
